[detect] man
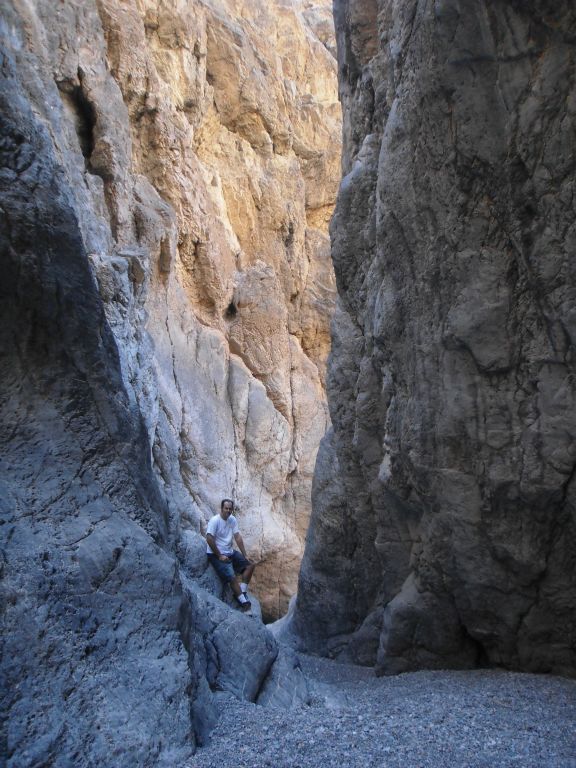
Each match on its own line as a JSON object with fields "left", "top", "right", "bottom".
{"left": 206, "top": 498, "right": 255, "bottom": 610}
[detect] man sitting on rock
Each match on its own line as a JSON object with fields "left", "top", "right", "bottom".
{"left": 206, "top": 498, "right": 255, "bottom": 610}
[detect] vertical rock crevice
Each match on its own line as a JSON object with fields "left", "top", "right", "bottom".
{"left": 57, "top": 77, "right": 97, "bottom": 167}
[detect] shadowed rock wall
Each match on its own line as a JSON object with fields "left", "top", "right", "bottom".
{"left": 291, "top": 0, "right": 576, "bottom": 676}
{"left": 0, "top": 50, "right": 200, "bottom": 762}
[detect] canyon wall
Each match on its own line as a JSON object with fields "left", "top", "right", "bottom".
{"left": 0, "top": 0, "right": 337, "bottom": 763}
{"left": 94, "top": 0, "right": 340, "bottom": 620}
{"left": 1, "top": 0, "right": 339, "bottom": 620}
{"left": 291, "top": 0, "right": 576, "bottom": 676}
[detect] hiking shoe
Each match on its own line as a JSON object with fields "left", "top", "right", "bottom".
{"left": 236, "top": 596, "right": 251, "bottom": 611}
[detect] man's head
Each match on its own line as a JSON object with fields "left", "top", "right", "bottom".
{"left": 220, "top": 498, "right": 234, "bottom": 519}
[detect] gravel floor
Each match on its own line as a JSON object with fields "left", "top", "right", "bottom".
{"left": 187, "top": 652, "right": 576, "bottom": 768}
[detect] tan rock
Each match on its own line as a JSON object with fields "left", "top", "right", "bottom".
{"left": 79, "top": 0, "right": 340, "bottom": 617}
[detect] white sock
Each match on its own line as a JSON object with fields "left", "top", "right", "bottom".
{"left": 241, "top": 583, "right": 248, "bottom": 593}
{"left": 237, "top": 593, "right": 248, "bottom": 604}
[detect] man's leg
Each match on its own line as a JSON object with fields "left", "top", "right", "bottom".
{"left": 229, "top": 575, "right": 242, "bottom": 597}
{"left": 241, "top": 562, "right": 255, "bottom": 585}
{"left": 230, "top": 551, "right": 255, "bottom": 595}
{"left": 208, "top": 554, "right": 250, "bottom": 609}
{"left": 230, "top": 574, "right": 251, "bottom": 608}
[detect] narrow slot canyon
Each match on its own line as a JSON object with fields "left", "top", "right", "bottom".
{"left": 1, "top": 1, "right": 575, "bottom": 767}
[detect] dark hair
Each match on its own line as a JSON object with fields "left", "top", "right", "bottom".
{"left": 221, "top": 498, "right": 234, "bottom": 511}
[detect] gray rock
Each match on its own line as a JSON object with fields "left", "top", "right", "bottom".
{"left": 0, "top": 4, "right": 314, "bottom": 762}
{"left": 0, "top": 45, "right": 197, "bottom": 765}
{"left": 185, "top": 583, "right": 278, "bottom": 702}
{"left": 178, "top": 529, "right": 212, "bottom": 580}
{"left": 256, "top": 648, "right": 311, "bottom": 708}
{"left": 291, "top": 0, "right": 576, "bottom": 677}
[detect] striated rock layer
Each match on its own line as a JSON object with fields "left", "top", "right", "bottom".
{"left": 291, "top": 0, "right": 576, "bottom": 676}
{"left": 0, "top": 0, "right": 338, "bottom": 764}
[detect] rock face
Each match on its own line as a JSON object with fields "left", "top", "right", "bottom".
{"left": 94, "top": 0, "right": 339, "bottom": 620}
{"left": 0, "top": 58, "right": 197, "bottom": 763}
{"left": 0, "top": 0, "right": 339, "bottom": 618}
{"left": 291, "top": 0, "right": 576, "bottom": 677}
{"left": 0, "top": 0, "right": 337, "bottom": 764}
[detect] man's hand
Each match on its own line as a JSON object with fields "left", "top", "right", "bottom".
{"left": 218, "top": 554, "right": 230, "bottom": 562}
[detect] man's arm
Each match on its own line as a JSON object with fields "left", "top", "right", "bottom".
{"left": 206, "top": 533, "right": 229, "bottom": 561}
{"left": 233, "top": 532, "right": 249, "bottom": 560}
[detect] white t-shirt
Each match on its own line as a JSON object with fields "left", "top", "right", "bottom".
{"left": 206, "top": 514, "right": 239, "bottom": 555}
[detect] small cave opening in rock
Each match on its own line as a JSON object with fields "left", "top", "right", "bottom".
{"left": 225, "top": 301, "right": 238, "bottom": 318}
{"left": 57, "top": 82, "right": 96, "bottom": 165}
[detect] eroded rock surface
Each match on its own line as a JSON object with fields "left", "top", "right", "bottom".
{"left": 290, "top": 0, "right": 576, "bottom": 676}
{"left": 0, "top": 58, "right": 197, "bottom": 763}
{"left": 1, "top": 0, "right": 338, "bottom": 619}
{"left": 0, "top": 0, "right": 338, "bottom": 764}
{"left": 90, "top": 0, "right": 339, "bottom": 620}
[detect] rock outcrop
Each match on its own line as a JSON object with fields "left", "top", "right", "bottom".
{"left": 291, "top": 0, "right": 576, "bottom": 677}
{"left": 0, "top": 0, "right": 338, "bottom": 764}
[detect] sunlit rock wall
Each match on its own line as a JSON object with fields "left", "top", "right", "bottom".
{"left": 1, "top": 0, "right": 339, "bottom": 621}
{"left": 291, "top": 0, "right": 576, "bottom": 677}
{"left": 97, "top": 0, "right": 339, "bottom": 619}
